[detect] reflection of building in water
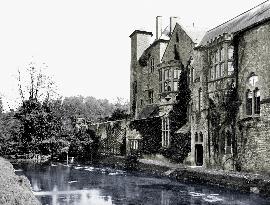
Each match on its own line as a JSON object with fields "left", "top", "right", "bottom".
{"left": 35, "top": 188, "right": 113, "bottom": 205}
{"left": 161, "top": 190, "right": 171, "bottom": 205}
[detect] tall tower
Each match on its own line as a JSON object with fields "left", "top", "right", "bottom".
{"left": 129, "top": 30, "right": 153, "bottom": 118}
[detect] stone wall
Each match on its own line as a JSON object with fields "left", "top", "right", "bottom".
{"left": 236, "top": 21, "right": 270, "bottom": 173}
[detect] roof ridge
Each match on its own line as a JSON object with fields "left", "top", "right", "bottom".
{"left": 207, "top": 0, "right": 269, "bottom": 33}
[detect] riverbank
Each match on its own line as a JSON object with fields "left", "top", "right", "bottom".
{"left": 98, "top": 155, "right": 270, "bottom": 197}
{"left": 0, "top": 157, "right": 40, "bottom": 205}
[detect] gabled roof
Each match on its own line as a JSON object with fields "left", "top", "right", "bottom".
{"left": 199, "top": 0, "right": 270, "bottom": 46}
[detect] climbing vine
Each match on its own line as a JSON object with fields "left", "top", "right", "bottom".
{"left": 162, "top": 62, "right": 191, "bottom": 162}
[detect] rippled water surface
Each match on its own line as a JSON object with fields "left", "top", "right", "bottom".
{"left": 15, "top": 163, "right": 270, "bottom": 205}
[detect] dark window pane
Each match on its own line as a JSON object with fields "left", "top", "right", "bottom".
{"left": 246, "top": 90, "right": 252, "bottom": 115}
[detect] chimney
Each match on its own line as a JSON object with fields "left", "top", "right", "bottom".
{"left": 156, "top": 16, "right": 162, "bottom": 39}
{"left": 170, "top": 16, "right": 180, "bottom": 34}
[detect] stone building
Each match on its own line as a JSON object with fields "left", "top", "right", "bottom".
{"left": 190, "top": 0, "right": 270, "bottom": 172}
{"left": 129, "top": 16, "right": 195, "bottom": 152}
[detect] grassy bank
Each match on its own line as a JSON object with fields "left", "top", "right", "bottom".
{"left": 0, "top": 157, "right": 40, "bottom": 205}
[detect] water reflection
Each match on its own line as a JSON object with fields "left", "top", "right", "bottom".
{"left": 15, "top": 163, "right": 270, "bottom": 205}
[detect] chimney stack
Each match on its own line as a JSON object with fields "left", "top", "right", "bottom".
{"left": 170, "top": 16, "right": 180, "bottom": 34}
{"left": 156, "top": 16, "right": 162, "bottom": 39}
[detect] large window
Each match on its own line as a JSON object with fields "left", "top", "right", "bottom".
{"left": 162, "top": 117, "right": 170, "bottom": 147}
{"left": 159, "top": 67, "right": 180, "bottom": 93}
{"left": 209, "top": 45, "right": 234, "bottom": 80}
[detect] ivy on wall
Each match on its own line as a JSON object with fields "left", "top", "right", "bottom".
{"left": 130, "top": 117, "right": 162, "bottom": 154}
{"left": 162, "top": 62, "right": 191, "bottom": 163}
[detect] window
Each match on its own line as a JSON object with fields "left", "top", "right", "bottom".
{"left": 164, "top": 81, "right": 171, "bottom": 92}
{"left": 174, "top": 69, "right": 180, "bottom": 79}
{"left": 162, "top": 117, "right": 170, "bottom": 147}
{"left": 220, "top": 47, "right": 224, "bottom": 61}
{"left": 215, "top": 50, "right": 219, "bottom": 63}
{"left": 130, "top": 140, "right": 138, "bottom": 150}
{"left": 254, "top": 88, "right": 260, "bottom": 114}
{"left": 150, "top": 58, "right": 155, "bottom": 73}
{"left": 198, "top": 88, "right": 203, "bottom": 112}
{"left": 228, "top": 62, "right": 234, "bottom": 75}
{"left": 220, "top": 63, "right": 224, "bottom": 77}
{"left": 173, "top": 81, "right": 178, "bottom": 91}
{"left": 140, "top": 99, "right": 143, "bottom": 106}
{"left": 228, "top": 46, "right": 234, "bottom": 60}
{"left": 199, "top": 132, "right": 203, "bottom": 142}
{"left": 159, "top": 70, "right": 162, "bottom": 81}
{"left": 164, "top": 70, "right": 169, "bottom": 80}
{"left": 195, "top": 133, "right": 198, "bottom": 142}
{"left": 209, "top": 45, "right": 234, "bottom": 80}
{"left": 148, "top": 90, "right": 153, "bottom": 104}
{"left": 190, "top": 66, "right": 194, "bottom": 83}
{"left": 215, "top": 64, "right": 219, "bottom": 79}
{"left": 246, "top": 90, "right": 253, "bottom": 115}
{"left": 159, "top": 84, "right": 162, "bottom": 93}
{"left": 210, "top": 66, "right": 215, "bottom": 80}
{"left": 245, "top": 74, "right": 260, "bottom": 116}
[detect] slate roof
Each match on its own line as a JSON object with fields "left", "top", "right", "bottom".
{"left": 175, "top": 123, "right": 191, "bottom": 134}
{"left": 199, "top": 0, "right": 270, "bottom": 46}
{"left": 137, "top": 104, "right": 159, "bottom": 119}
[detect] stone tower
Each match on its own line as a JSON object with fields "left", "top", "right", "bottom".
{"left": 129, "top": 30, "right": 153, "bottom": 117}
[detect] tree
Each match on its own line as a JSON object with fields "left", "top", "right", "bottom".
{"left": 163, "top": 62, "right": 191, "bottom": 163}
{"left": 14, "top": 63, "right": 63, "bottom": 155}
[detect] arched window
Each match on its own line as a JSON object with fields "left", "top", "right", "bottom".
{"left": 254, "top": 88, "right": 260, "bottom": 115}
{"left": 199, "top": 132, "right": 203, "bottom": 142}
{"left": 245, "top": 73, "right": 260, "bottom": 116}
{"left": 195, "top": 133, "right": 198, "bottom": 142}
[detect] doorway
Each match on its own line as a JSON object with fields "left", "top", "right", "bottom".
{"left": 195, "top": 144, "right": 203, "bottom": 166}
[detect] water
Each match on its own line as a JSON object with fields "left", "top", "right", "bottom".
{"left": 14, "top": 163, "right": 270, "bottom": 205}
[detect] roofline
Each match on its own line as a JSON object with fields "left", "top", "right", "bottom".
{"left": 197, "top": 16, "right": 270, "bottom": 48}
{"left": 129, "top": 30, "right": 153, "bottom": 38}
{"left": 207, "top": 0, "right": 269, "bottom": 33}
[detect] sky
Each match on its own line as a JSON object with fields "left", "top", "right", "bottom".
{"left": 0, "top": 0, "right": 266, "bottom": 110}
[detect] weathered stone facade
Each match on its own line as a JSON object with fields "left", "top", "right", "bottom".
{"left": 236, "top": 20, "right": 270, "bottom": 173}
{"left": 189, "top": 1, "right": 270, "bottom": 173}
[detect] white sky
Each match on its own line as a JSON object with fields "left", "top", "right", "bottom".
{"left": 0, "top": 0, "right": 266, "bottom": 110}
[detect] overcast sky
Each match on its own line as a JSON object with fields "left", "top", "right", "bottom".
{"left": 0, "top": 0, "right": 266, "bottom": 110}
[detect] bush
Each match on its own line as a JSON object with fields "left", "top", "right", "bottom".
{"left": 125, "top": 154, "right": 139, "bottom": 171}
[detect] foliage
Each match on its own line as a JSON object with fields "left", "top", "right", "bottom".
{"left": 125, "top": 154, "right": 139, "bottom": 171}
{"left": 130, "top": 117, "right": 162, "bottom": 154}
{"left": 109, "top": 108, "right": 129, "bottom": 121}
{"left": 164, "top": 63, "right": 191, "bottom": 162}
{"left": 208, "top": 98, "right": 221, "bottom": 154}
{"left": 14, "top": 98, "right": 63, "bottom": 154}
{"left": 161, "top": 133, "right": 191, "bottom": 163}
{"left": 207, "top": 81, "right": 241, "bottom": 167}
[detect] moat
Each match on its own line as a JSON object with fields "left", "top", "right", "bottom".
{"left": 14, "top": 163, "right": 270, "bottom": 205}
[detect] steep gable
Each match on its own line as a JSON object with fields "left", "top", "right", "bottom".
{"left": 161, "top": 23, "right": 195, "bottom": 67}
